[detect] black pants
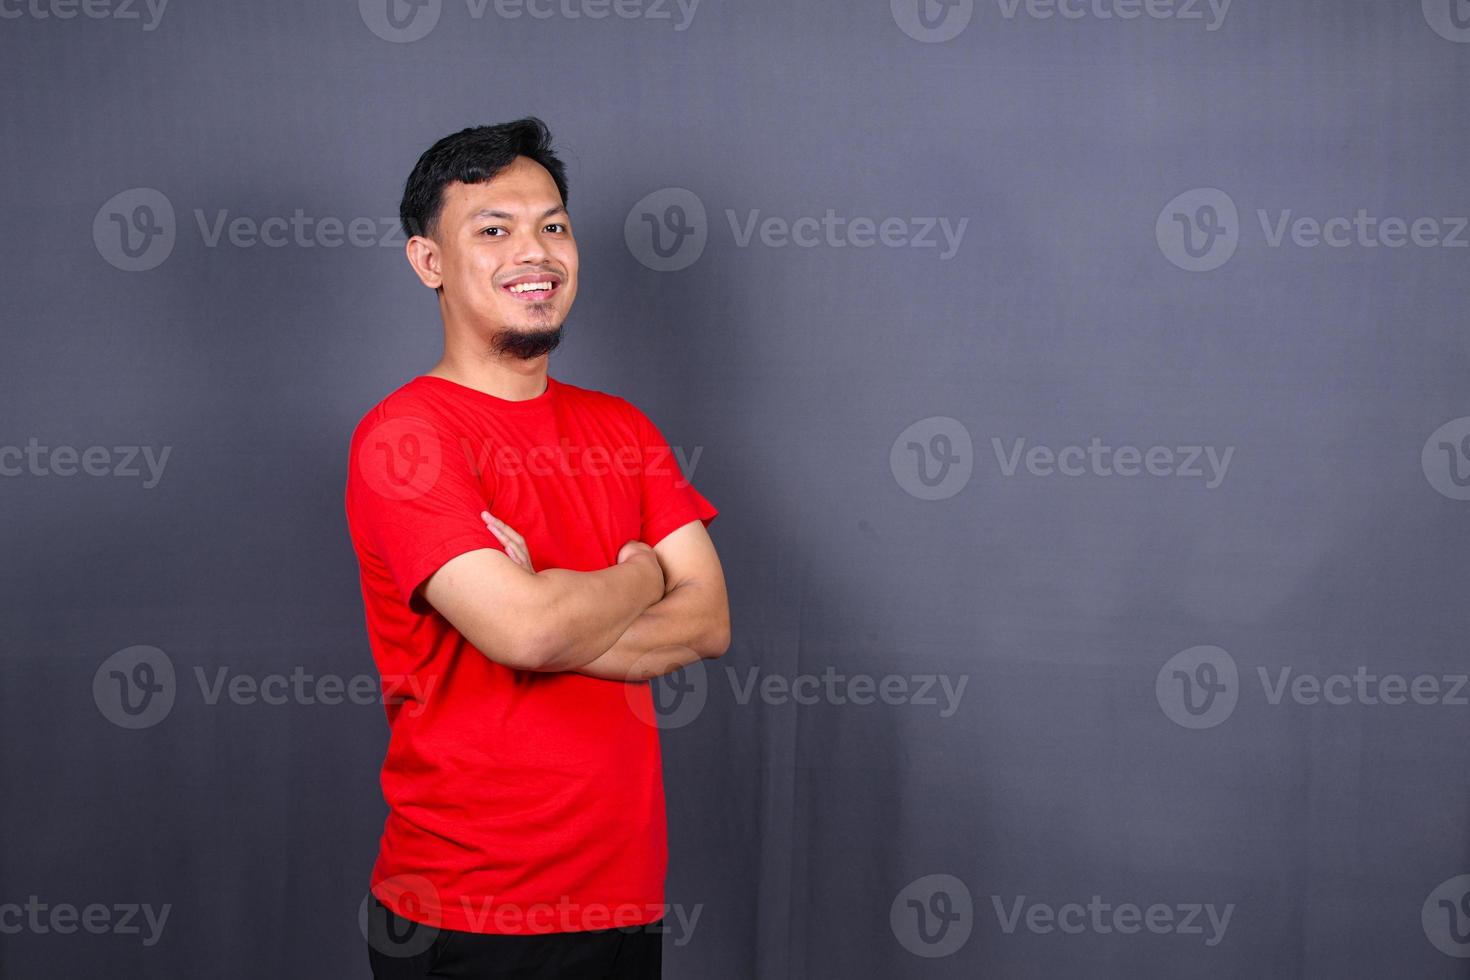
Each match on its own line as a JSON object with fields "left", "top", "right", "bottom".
{"left": 366, "top": 895, "right": 663, "bottom": 979}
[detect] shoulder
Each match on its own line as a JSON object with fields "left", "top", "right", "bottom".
{"left": 553, "top": 377, "right": 643, "bottom": 427}
{"left": 348, "top": 378, "right": 453, "bottom": 448}
{"left": 344, "top": 379, "right": 472, "bottom": 512}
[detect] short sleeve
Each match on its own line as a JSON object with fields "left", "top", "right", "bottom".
{"left": 629, "top": 403, "right": 718, "bottom": 548}
{"left": 345, "top": 406, "right": 505, "bottom": 607}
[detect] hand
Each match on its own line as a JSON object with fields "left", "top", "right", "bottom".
{"left": 481, "top": 512, "right": 535, "bottom": 572}
{"left": 617, "top": 539, "right": 666, "bottom": 603}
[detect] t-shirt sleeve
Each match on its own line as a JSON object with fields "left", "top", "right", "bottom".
{"left": 346, "top": 406, "right": 505, "bottom": 608}
{"left": 629, "top": 402, "right": 718, "bottom": 548}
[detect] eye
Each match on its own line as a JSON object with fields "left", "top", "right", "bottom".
{"left": 480, "top": 227, "right": 506, "bottom": 237}
{"left": 545, "top": 223, "right": 567, "bottom": 234}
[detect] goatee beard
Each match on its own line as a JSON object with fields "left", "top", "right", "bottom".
{"left": 491, "top": 322, "right": 564, "bottom": 360}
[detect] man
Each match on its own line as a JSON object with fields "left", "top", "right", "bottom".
{"left": 345, "top": 117, "right": 730, "bottom": 979}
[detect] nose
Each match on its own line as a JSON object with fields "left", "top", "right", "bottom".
{"left": 512, "top": 226, "right": 552, "bottom": 267}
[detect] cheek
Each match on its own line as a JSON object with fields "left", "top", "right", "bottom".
{"left": 463, "top": 254, "right": 501, "bottom": 298}
{"left": 441, "top": 247, "right": 474, "bottom": 286}
{"left": 556, "top": 243, "right": 578, "bottom": 275}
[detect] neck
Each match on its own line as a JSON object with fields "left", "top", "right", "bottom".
{"left": 426, "top": 350, "right": 549, "bottom": 401}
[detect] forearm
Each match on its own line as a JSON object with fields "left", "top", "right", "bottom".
{"left": 574, "top": 581, "right": 729, "bottom": 681}
{"left": 533, "top": 561, "right": 662, "bottom": 671}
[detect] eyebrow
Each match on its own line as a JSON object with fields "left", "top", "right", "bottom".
{"left": 466, "top": 205, "right": 569, "bottom": 223}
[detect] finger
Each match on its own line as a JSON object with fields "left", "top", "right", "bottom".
{"left": 484, "top": 523, "right": 522, "bottom": 562}
{"left": 496, "top": 534, "right": 528, "bottom": 568}
{"left": 481, "top": 512, "right": 532, "bottom": 569}
{"left": 498, "top": 541, "right": 527, "bottom": 568}
{"left": 496, "top": 523, "right": 527, "bottom": 549}
{"left": 483, "top": 516, "right": 517, "bottom": 547}
{"left": 483, "top": 512, "right": 527, "bottom": 546}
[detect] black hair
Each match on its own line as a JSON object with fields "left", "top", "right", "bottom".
{"left": 399, "top": 117, "right": 569, "bottom": 240}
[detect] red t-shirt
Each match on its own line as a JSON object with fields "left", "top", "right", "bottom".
{"left": 344, "top": 373, "right": 717, "bottom": 935}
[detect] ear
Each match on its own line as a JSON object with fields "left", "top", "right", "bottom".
{"left": 405, "top": 234, "right": 443, "bottom": 289}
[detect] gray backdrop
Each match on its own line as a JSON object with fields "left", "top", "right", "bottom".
{"left": 2, "top": 0, "right": 1469, "bottom": 977}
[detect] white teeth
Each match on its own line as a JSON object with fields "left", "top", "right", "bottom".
{"left": 508, "top": 281, "right": 554, "bottom": 293}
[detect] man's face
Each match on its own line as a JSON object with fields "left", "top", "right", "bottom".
{"left": 418, "top": 156, "right": 579, "bottom": 359}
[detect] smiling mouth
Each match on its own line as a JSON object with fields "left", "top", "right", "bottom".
{"left": 502, "top": 278, "right": 562, "bottom": 302}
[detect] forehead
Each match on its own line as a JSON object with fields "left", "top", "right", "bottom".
{"left": 440, "top": 157, "right": 563, "bottom": 221}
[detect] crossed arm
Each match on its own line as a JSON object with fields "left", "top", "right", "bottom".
{"left": 420, "top": 515, "right": 730, "bottom": 682}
